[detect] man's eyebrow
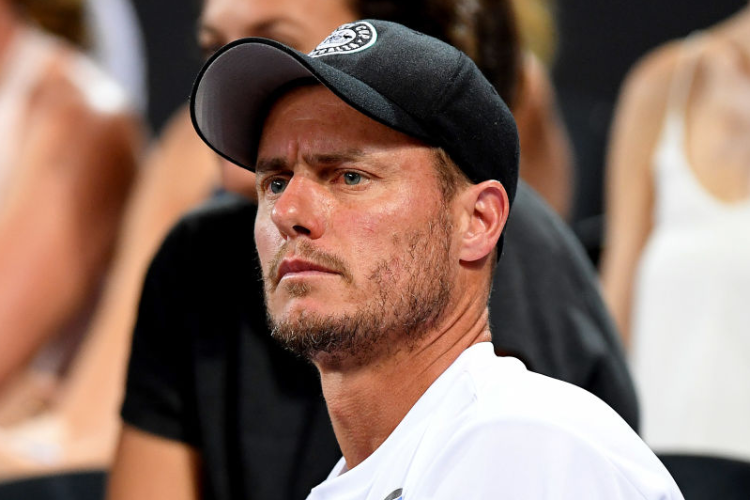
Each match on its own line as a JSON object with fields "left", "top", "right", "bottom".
{"left": 255, "top": 157, "right": 288, "bottom": 174}
{"left": 198, "top": 18, "right": 295, "bottom": 43}
{"left": 196, "top": 22, "right": 213, "bottom": 36}
{"left": 196, "top": 20, "right": 226, "bottom": 40}
{"left": 248, "top": 18, "right": 286, "bottom": 34}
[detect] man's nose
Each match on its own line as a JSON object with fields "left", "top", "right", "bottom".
{"left": 270, "top": 176, "right": 327, "bottom": 239}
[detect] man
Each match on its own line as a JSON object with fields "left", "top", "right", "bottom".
{"left": 188, "top": 0, "right": 638, "bottom": 420}
{"left": 106, "top": 3, "right": 638, "bottom": 499}
{"left": 184, "top": 20, "right": 681, "bottom": 498}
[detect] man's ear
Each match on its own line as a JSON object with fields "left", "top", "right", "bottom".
{"left": 457, "top": 180, "right": 509, "bottom": 263}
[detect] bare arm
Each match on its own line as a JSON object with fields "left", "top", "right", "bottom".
{"left": 0, "top": 106, "right": 217, "bottom": 479}
{"left": 107, "top": 425, "right": 202, "bottom": 500}
{"left": 52, "top": 105, "right": 218, "bottom": 444}
{"left": 599, "top": 45, "right": 678, "bottom": 347}
{"left": 513, "top": 53, "right": 574, "bottom": 219}
{"left": 0, "top": 77, "right": 139, "bottom": 387}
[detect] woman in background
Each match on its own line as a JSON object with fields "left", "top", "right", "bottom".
{"left": 601, "top": 3, "right": 750, "bottom": 461}
{"left": 0, "top": 0, "right": 141, "bottom": 476}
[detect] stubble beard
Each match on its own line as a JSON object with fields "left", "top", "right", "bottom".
{"left": 264, "top": 205, "right": 455, "bottom": 366}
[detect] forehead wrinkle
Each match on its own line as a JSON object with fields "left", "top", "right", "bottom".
{"left": 255, "top": 150, "right": 367, "bottom": 175}
{"left": 302, "top": 150, "right": 366, "bottom": 167}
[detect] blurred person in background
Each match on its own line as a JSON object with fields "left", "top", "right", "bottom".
{"left": 511, "top": 0, "right": 573, "bottom": 218}
{"left": 0, "top": 0, "right": 141, "bottom": 478}
{"left": 601, "top": 2, "right": 750, "bottom": 462}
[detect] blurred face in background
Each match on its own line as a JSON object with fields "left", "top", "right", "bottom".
{"left": 198, "top": 0, "right": 357, "bottom": 56}
{"left": 198, "top": 0, "right": 358, "bottom": 197}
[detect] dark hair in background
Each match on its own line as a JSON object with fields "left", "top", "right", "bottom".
{"left": 13, "top": 0, "right": 87, "bottom": 47}
{"left": 135, "top": 0, "right": 521, "bottom": 132}
{"left": 355, "top": 0, "right": 522, "bottom": 108}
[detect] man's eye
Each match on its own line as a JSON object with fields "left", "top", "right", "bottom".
{"left": 343, "top": 172, "right": 362, "bottom": 185}
{"left": 269, "top": 179, "right": 287, "bottom": 194}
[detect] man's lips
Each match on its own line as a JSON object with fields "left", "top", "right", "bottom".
{"left": 276, "top": 258, "right": 340, "bottom": 282}
{"left": 267, "top": 240, "right": 354, "bottom": 286}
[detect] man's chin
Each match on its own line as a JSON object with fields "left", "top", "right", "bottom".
{"left": 267, "top": 308, "right": 382, "bottom": 365}
{"left": 271, "top": 302, "right": 341, "bottom": 325}
{"left": 269, "top": 290, "right": 359, "bottom": 322}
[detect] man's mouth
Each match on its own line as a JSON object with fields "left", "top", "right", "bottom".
{"left": 267, "top": 241, "right": 354, "bottom": 287}
{"left": 276, "top": 258, "right": 340, "bottom": 283}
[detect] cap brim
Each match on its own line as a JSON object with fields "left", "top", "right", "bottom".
{"left": 190, "top": 38, "right": 430, "bottom": 171}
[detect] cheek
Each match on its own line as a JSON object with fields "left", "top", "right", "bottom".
{"left": 254, "top": 213, "right": 282, "bottom": 270}
{"left": 340, "top": 189, "right": 434, "bottom": 263}
{"left": 345, "top": 215, "right": 389, "bottom": 265}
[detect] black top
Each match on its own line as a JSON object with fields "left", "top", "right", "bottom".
{"left": 122, "top": 184, "right": 638, "bottom": 500}
{"left": 490, "top": 184, "right": 636, "bottom": 419}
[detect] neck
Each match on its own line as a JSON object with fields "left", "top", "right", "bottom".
{"left": 314, "top": 293, "right": 491, "bottom": 469}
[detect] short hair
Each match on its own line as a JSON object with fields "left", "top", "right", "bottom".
{"left": 352, "top": 0, "right": 522, "bottom": 108}
{"left": 431, "top": 149, "right": 498, "bottom": 278}
{"left": 432, "top": 148, "right": 470, "bottom": 203}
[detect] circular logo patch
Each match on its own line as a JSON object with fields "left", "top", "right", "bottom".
{"left": 309, "top": 21, "right": 377, "bottom": 58}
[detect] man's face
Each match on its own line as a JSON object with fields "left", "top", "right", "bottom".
{"left": 254, "top": 86, "right": 460, "bottom": 364}
{"left": 199, "top": 0, "right": 357, "bottom": 56}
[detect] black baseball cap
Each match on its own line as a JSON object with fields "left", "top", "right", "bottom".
{"left": 191, "top": 19, "right": 519, "bottom": 204}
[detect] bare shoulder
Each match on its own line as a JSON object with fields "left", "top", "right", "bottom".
{"left": 607, "top": 38, "right": 691, "bottom": 163}
{"left": 108, "top": 425, "right": 201, "bottom": 500}
{"left": 518, "top": 53, "right": 552, "bottom": 108}
{"left": 26, "top": 42, "right": 140, "bottom": 149}
{"left": 617, "top": 40, "right": 684, "bottom": 118}
{"left": 512, "top": 52, "right": 560, "bottom": 128}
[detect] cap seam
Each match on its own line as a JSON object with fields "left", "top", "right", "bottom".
{"left": 427, "top": 50, "right": 468, "bottom": 180}
{"left": 434, "top": 49, "right": 466, "bottom": 118}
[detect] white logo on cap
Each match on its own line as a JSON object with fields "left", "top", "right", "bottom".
{"left": 309, "top": 21, "right": 377, "bottom": 58}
